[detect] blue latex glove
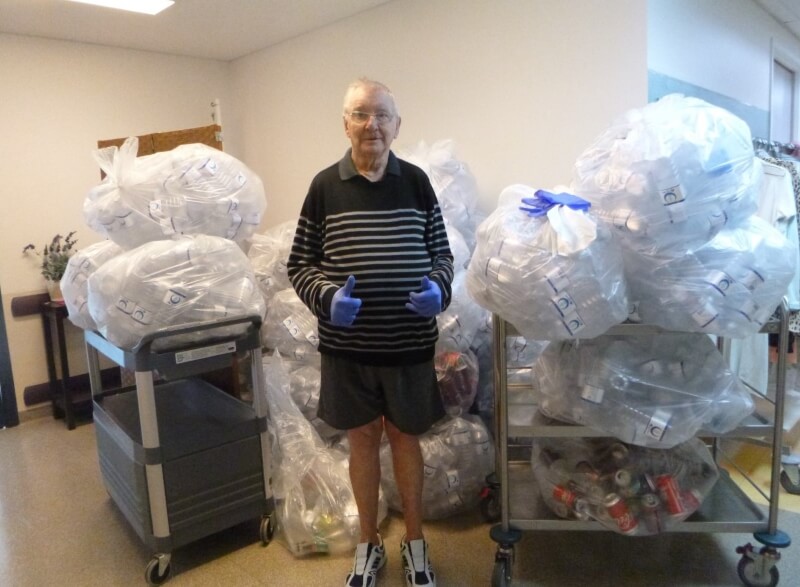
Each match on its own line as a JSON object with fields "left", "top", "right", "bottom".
{"left": 330, "top": 275, "right": 362, "bottom": 326}
{"left": 405, "top": 276, "right": 442, "bottom": 317}
{"left": 519, "top": 189, "right": 591, "bottom": 216}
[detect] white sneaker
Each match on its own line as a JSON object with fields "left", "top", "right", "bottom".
{"left": 400, "top": 536, "right": 436, "bottom": 587}
{"left": 345, "top": 535, "right": 386, "bottom": 587}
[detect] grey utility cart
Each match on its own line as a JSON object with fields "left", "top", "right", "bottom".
{"left": 84, "top": 315, "right": 274, "bottom": 585}
{"left": 485, "top": 301, "right": 793, "bottom": 587}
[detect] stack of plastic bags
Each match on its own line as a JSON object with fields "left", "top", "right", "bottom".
{"left": 466, "top": 185, "right": 629, "bottom": 341}
{"left": 572, "top": 94, "right": 796, "bottom": 337}
{"left": 65, "top": 137, "right": 268, "bottom": 350}
{"left": 531, "top": 437, "right": 719, "bottom": 535}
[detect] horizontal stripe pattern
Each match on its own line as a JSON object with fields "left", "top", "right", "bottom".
{"left": 287, "top": 154, "right": 453, "bottom": 365}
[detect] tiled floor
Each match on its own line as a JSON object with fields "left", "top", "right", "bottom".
{"left": 2, "top": 410, "right": 799, "bottom": 586}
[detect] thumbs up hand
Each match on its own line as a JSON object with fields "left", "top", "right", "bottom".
{"left": 330, "top": 275, "right": 362, "bottom": 326}
{"left": 405, "top": 276, "right": 442, "bottom": 318}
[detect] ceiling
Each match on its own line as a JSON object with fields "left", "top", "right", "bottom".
{"left": 754, "top": 0, "right": 800, "bottom": 40}
{"left": 0, "top": 0, "right": 393, "bottom": 61}
{"left": 2, "top": 1, "right": 800, "bottom": 62}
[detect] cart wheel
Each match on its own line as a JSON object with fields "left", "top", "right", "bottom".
{"left": 145, "top": 557, "right": 171, "bottom": 586}
{"left": 780, "top": 468, "right": 800, "bottom": 495}
{"left": 480, "top": 489, "right": 501, "bottom": 524}
{"left": 737, "top": 555, "right": 779, "bottom": 587}
{"left": 260, "top": 513, "right": 275, "bottom": 545}
{"left": 491, "top": 557, "right": 510, "bottom": 587}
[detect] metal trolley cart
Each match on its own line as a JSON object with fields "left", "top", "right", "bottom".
{"left": 486, "top": 302, "right": 793, "bottom": 587}
{"left": 84, "top": 315, "right": 274, "bottom": 585}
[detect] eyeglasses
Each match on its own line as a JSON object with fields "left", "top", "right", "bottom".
{"left": 348, "top": 110, "right": 395, "bottom": 124}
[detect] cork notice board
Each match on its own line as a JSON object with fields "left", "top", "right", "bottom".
{"left": 97, "top": 123, "right": 222, "bottom": 155}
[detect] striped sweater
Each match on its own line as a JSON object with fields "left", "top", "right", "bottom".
{"left": 287, "top": 150, "right": 454, "bottom": 366}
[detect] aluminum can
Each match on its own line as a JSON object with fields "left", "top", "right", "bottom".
{"left": 640, "top": 493, "right": 661, "bottom": 534}
{"left": 552, "top": 484, "right": 577, "bottom": 509}
{"left": 656, "top": 474, "right": 685, "bottom": 516}
{"left": 604, "top": 492, "right": 638, "bottom": 534}
{"left": 574, "top": 497, "right": 592, "bottom": 521}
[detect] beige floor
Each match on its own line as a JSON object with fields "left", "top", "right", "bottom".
{"left": 2, "top": 410, "right": 799, "bottom": 586}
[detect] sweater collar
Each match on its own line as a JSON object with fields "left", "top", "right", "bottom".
{"left": 339, "top": 148, "right": 401, "bottom": 180}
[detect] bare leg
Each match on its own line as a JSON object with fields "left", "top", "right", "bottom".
{"left": 347, "top": 417, "right": 384, "bottom": 544}
{"left": 385, "top": 419, "right": 424, "bottom": 541}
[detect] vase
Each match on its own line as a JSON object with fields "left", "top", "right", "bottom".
{"left": 46, "top": 279, "right": 64, "bottom": 303}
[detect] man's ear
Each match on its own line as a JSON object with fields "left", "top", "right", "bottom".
{"left": 394, "top": 116, "right": 401, "bottom": 139}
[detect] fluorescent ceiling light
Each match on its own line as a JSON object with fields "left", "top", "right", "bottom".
{"left": 66, "top": 0, "right": 175, "bottom": 15}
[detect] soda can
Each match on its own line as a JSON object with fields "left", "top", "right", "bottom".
{"left": 552, "top": 484, "right": 578, "bottom": 509}
{"left": 604, "top": 492, "right": 638, "bottom": 535}
{"left": 640, "top": 493, "right": 662, "bottom": 534}
{"left": 656, "top": 474, "right": 685, "bottom": 516}
{"left": 574, "top": 497, "right": 592, "bottom": 521}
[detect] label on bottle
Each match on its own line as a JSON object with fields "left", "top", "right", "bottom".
{"left": 739, "top": 268, "right": 765, "bottom": 291}
{"left": 645, "top": 409, "right": 670, "bottom": 441}
{"left": 163, "top": 288, "right": 188, "bottom": 306}
{"left": 545, "top": 267, "right": 570, "bottom": 293}
{"left": 706, "top": 270, "right": 734, "bottom": 296}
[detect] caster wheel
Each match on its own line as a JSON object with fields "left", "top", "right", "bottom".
{"left": 145, "top": 557, "right": 171, "bottom": 586}
{"left": 260, "top": 514, "right": 275, "bottom": 545}
{"left": 491, "top": 557, "right": 510, "bottom": 587}
{"left": 780, "top": 468, "right": 800, "bottom": 495}
{"left": 737, "top": 555, "right": 779, "bottom": 587}
{"left": 480, "top": 490, "right": 501, "bottom": 523}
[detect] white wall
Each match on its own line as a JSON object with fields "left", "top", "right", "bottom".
{"left": 0, "top": 34, "right": 231, "bottom": 413}
{"left": 649, "top": 0, "right": 800, "bottom": 111}
{"left": 229, "top": 0, "right": 648, "bottom": 226}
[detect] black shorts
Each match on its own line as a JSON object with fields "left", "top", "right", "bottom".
{"left": 318, "top": 354, "right": 445, "bottom": 435}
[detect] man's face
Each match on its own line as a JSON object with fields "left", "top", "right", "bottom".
{"left": 344, "top": 86, "right": 401, "bottom": 160}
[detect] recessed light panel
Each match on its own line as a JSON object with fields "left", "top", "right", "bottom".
{"left": 66, "top": 0, "right": 175, "bottom": 16}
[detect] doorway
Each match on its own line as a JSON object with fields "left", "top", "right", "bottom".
{"left": 772, "top": 58, "right": 796, "bottom": 142}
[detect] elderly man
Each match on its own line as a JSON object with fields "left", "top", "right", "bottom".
{"left": 287, "top": 78, "right": 453, "bottom": 587}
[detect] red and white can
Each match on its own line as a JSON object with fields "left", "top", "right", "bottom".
{"left": 604, "top": 492, "right": 638, "bottom": 535}
{"left": 656, "top": 474, "right": 685, "bottom": 516}
{"left": 552, "top": 484, "right": 578, "bottom": 509}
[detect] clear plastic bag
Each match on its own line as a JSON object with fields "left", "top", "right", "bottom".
{"left": 436, "top": 272, "right": 487, "bottom": 354}
{"left": 86, "top": 235, "right": 265, "bottom": 350}
{"left": 263, "top": 352, "right": 385, "bottom": 556}
{"left": 61, "top": 239, "right": 123, "bottom": 330}
{"left": 531, "top": 436, "right": 719, "bottom": 535}
{"left": 572, "top": 94, "right": 760, "bottom": 256}
{"left": 379, "top": 414, "right": 494, "bottom": 520}
{"left": 84, "top": 137, "right": 266, "bottom": 250}
{"left": 466, "top": 184, "right": 629, "bottom": 341}
{"left": 261, "top": 287, "right": 320, "bottom": 362}
{"left": 533, "top": 333, "right": 754, "bottom": 448}
{"left": 247, "top": 220, "right": 297, "bottom": 303}
{"left": 435, "top": 349, "right": 479, "bottom": 416}
{"left": 397, "top": 139, "right": 480, "bottom": 250}
{"left": 626, "top": 215, "right": 796, "bottom": 337}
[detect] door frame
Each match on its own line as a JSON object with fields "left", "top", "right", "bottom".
{"left": 0, "top": 286, "right": 20, "bottom": 428}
